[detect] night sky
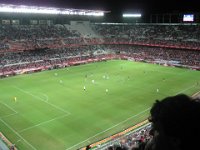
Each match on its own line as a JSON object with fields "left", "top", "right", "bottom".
{"left": 0, "top": 0, "right": 199, "bottom": 18}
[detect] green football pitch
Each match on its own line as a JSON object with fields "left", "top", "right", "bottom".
{"left": 0, "top": 60, "right": 200, "bottom": 150}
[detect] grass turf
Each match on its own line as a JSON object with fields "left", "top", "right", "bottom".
{"left": 0, "top": 60, "right": 200, "bottom": 150}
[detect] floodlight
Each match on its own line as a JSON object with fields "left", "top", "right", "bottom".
{"left": 0, "top": 4, "right": 106, "bottom": 16}
{"left": 123, "top": 14, "right": 142, "bottom": 18}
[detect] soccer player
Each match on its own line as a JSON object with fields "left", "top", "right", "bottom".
{"left": 84, "top": 86, "right": 86, "bottom": 91}
{"left": 14, "top": 97, "right": 17, "bottom": 102}
{"left": 106, "top": 89, "right": 108, "bottom": 93}
{"left": 156, "top": 88, "right": 159, "bottom": 92}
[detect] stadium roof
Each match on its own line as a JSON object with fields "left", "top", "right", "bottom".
{"left": 0, "top": 0, "right": 199, "bottom": 22}
{"left": 0, "top": 0, "right": 199, "bottom": 14}
{"left": 0, "top": 3, "right": 109, "bottom": 16}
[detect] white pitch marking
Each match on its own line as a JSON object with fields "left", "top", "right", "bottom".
{"left": 0, "top": 101, "right": 18, "bottom": 113}
{"left": 19, "top": 114, "right": 69, "bottom": 133}
{"left": 65, "top": 107, "right": 150, "bottom": 150}
{"left": 0, "top": 119, "right": 37, "bottom": 150}
{"left": 0, "top": 113, "right": 18, "bottom": 119}
{"left": 175, "top": 85, "right": 196, "bottom": 95}
{"left": 13, "top": 86, "right": 70, "bottom": 115}
{"left": 66, "top": 84, "right": 197, "bottom": 150}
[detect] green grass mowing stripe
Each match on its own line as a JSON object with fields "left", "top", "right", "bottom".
{"left": 65, "top": 107, "right": 150, "bottom": 150}
{"left": 0, "top": 60, "right": 200, "bottom": 150}
{"left": 13, "top": 86, "right": 71, "bottom": 115}
{"left": 0, "top": 119, "right": 37, "bottom": 150}
{"left": 0, "top": 102, "right": 17, "bottom": 114}
{"left": 65, "top": 83, "right": 199, "bottom": 150}
{"left": 175, "top": 85, "right": 196, "bottom": 95}
{"left": 18, "top": 114, "right": 69, "bottom": 133}
{"left": 0, "top": 101, "right": 18, "bottom": 118}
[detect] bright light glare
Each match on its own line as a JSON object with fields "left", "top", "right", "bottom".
{"left": 0, "top": 4, "right": 105, "bottom": 16}
{"left": 183, "top": 14, "right": 194, "bottom": 22}
{"left": 123, "top": 14, "right": 142, "bottom": 18}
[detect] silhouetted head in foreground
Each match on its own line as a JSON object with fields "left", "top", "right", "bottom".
{"left": 145, "top": 94, "right": 200, "bottom": 150}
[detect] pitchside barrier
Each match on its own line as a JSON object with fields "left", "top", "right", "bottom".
{"left": 1, "top": 53, "right": 200, "bottom": 78}
{"left": 0, "top": 132, "right": 17, "bottom": 150}
{"left": 80, "top": 119, "right": 149, "bottom": 150}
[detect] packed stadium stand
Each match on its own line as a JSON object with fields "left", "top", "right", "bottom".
{"left": 0, "top": 23, "right": 200, "bottom": 78}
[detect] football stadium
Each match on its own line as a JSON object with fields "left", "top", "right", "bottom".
{"left": 0, "top": 2, "right": 200, "bottom": 150}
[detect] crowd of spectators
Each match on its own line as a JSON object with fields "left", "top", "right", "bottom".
{"left": 0, "top": 44, "right": 199, "bottom": 75}
{"left": 102, "top": 124, "right": 151, "bottom": 150}
{"left": 0, "top": 23, "right": 200, "bottom": 75}
{"left": 0, "top": 45, "right": 108, "bottom": 75}
{"left": 1, "top": 24, "right": 200, "bottom": 52}
{"left": 0, "top": 24, "right": 81, "bottom": 51}
{"left": 106, "top": 45, "right": 200, "bottom": 67}
{"left": 0, "top": 42, "right": 9, "bottom": 50}
{"left": 92, "top": 24, "right": 200, "bottom": 49}
{"left": 0, "top": 25, "right": 80, "bottom": 40}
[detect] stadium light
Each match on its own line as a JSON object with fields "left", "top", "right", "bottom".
{"left": 123, "top": 14, "right": 142, "bottom": 18}
{"left": 0, "top": 4, "right": 106, "bottom": 16}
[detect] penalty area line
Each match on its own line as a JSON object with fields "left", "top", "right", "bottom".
{"left": 176, "top": 85, "right": 196, "bottom": 95}
{"left": 13, "top": 86, "right": 71, "bottom": 115}
{"left": 0, "top": 112, "right": 18, "bottom": 119}
{"left": 0, "top": 101, "right": 18, "bottom": 119}
{"left": 19, "top": 114, "right": 70, "bottom": 133}
{"left": 0, "top": 101, "right": 18, "bottom": 113}
{"left": 0, "top": 118, "right": 37, "bottom": 150}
